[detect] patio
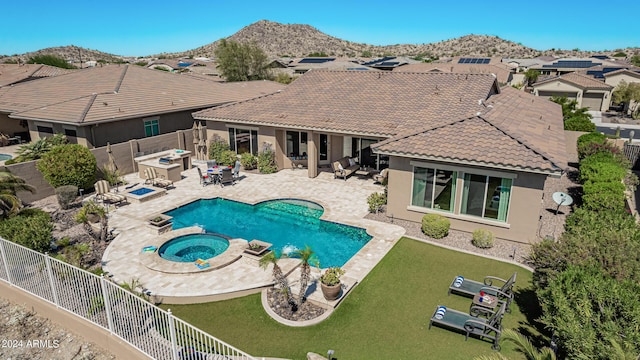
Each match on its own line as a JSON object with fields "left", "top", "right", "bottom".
{"left": 102, "top": 164, "right": 405, "bottom": 306}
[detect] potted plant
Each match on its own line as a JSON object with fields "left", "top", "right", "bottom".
{"left": 320, "top": 267, "right": 344, "bottom": 300}
{"left": 147, "top": 214, "right": 172, "bottom": 234}
{"left": 245, "top": 239, "right": 272, "bottom": 256}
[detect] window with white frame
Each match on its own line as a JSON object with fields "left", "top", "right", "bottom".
{"left": 460, "top": 174, "right": 512, "bottom": 222}
{"left": 411, "top": 167, "right": 457, "bottom": 212}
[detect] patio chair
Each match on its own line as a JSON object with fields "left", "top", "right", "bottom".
{"left": 94, "top": 180, "right": 127, "bottom": 205}
{"left": 144, "top": 167, "right": 174, "bottom": 188}
{"left": 448, "top": 272, "right": 516, "bottom": 312}
{"left": 207, "top": 160, "right": 217, "bottom": 169}
{"left": 196, "top": 167, "right": 211, "bottom": 186}
{"left": 219, "top": 167, "right": 234, "bottom": 187}
{"left": 373, "top": 168, "right": 388, "bottom": 184}
{"left": 428, "top": 302, "right": 506, "bottom": 350}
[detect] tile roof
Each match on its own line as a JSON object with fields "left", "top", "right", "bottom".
{"left": 193, "top": 70, "right": 498, "bottom": 137}
{"left": 0, "top": 64, "right": 73, "bottom": 87}
{"left": 533, "top": 72, "right": 613, "bottom": 90}
{"left": 373, "top": 87, "right": 566, "bottom": 175}
{"left": 0, "top": 64, "right": 284, "bottom": 124}
{"left": 603, "top": 68, "right": 640, "bottom": 79}
{"left": 394, "top": 62, "right": 513, "bottom": 84}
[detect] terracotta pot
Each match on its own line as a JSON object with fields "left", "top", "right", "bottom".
{"left": 321, "top": 282, "right": 341, "bottom": 300}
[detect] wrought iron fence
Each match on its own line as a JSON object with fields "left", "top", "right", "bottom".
{"left": 0, "top": 237, "right": 256, "bottom": 360}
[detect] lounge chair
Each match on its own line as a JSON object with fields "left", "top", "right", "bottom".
{"left": 219, "top": 168, "right": 234, "bottom": 187}
{"left": 94, "top": 180, "right": 127, "bottom": 205}
{"left": 373, "top": 168, "right": 388, "bottom": 184}
{"left": 144, "top": 167, "right": 174, "bottom": 188}
{"left": 448, "top": 272, "right": 516, "bottom": 312}
{"left": 428, "top": 302, "right": 506, "bottom": 350}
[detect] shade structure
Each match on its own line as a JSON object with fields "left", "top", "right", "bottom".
{"left": 197, "top": 122, "right": 207, "bottom": 160}
{"left": 192, "top": 121, "right": 200, "bottom": 144}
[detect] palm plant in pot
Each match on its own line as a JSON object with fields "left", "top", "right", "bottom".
{"left": 320, "top": 267, "right": 344, "bottom": 300}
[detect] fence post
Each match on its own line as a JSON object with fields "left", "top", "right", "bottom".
{"left": 167, "top": 309, "right": 179, "bottom": 360}
{"left": 100, "top": 275, "right": 115, "bottom": 334}
{"left": 44, "top": 253, "right": 59, "bottom": 307}
{"left": 0, "top": 239, "right": 13, "bottom": 285}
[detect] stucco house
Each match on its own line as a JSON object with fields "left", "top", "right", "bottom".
{"left": 532, "top": 72, "right": 613, "bottom": 111}
{"left": 193, "top": 70, "right": 566, "bottom": 243}
{"left": 0, "top": 64, "right": 284, "bottom": 147}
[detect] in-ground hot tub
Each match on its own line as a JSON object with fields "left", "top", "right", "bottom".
{"left": 125, "top": 185, "right": 166, "bottom": 204}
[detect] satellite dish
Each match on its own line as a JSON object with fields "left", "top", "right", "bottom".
{"left": 552, "top": 192, "right": 573, "bottom": 214}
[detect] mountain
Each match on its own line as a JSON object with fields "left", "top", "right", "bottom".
{"left": 2, "top": 20, "right": 637, "bottom": 62}
{"left": 0, "top": 45, "right": 123, "bottom": 64}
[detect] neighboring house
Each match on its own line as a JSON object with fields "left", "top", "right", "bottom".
{"left": 532, "top": 72, "right": 613, "bottom": 111}
{"left": 395, "top": 58, "right": 515, "bottom": 85}
{"left": 604, "top": 68, "right": 640, "bottom": 113}
{"left": 0, "top": 64, "right": 75, "bottom": 138}
{"left": 193, "top": 70, "right": 566, "bottom": 243}
{"left": 529, "top": 58, "right": 623, "bottom": 76}
{"left": 361, "top": 56, "right": 418, "bottom": 71}
{"left": 0, "top": 64, "right": 284, "bottom": 148}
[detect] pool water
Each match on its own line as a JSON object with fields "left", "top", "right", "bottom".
{"left": 165, "top": 198, "right": 371, "bottom": 268}
{"left": 129, "top": 187, "right": 155, "bottom": 196}
{"left": 0, "top": 154, "right": 12, "bottom": 161}
{"left": 158, "top": 233, "right": 229, "bottom": 262}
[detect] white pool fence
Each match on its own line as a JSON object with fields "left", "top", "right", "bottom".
{"left": 0, "top": 236, "right": 257, "bottom": 360}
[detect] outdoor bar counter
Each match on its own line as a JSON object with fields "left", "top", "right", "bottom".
{"left": 134, "top": 149, "right": 192, "bottom": 183}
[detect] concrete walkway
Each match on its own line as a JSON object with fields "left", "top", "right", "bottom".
{"left": 102, "top": 165, "right": 405, "bottom": 308}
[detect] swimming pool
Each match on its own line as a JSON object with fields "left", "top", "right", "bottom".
{"left": 0, "top": 154, "right": 12, "bottom": 161}
{"left": 158, "top": 233, "right": 229, "bottom": 262}
{"left": 165, "top": 198, "right": 371, "bottom": 268}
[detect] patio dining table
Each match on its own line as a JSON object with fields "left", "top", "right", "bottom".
{"left": 207, "top": 166, "right": 232, "bottom": 185}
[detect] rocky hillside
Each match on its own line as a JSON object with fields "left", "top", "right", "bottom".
{"left": 2, "top": 20, "right": 638, "bottom": 62}
{"left": 0, "top": 45, "right": 123, "bottom": 65}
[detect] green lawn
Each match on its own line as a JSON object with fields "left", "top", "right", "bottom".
{"left": 162, "top": 237, "right": 543, "bottom": 360}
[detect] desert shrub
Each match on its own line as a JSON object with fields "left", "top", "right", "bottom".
{"left": 581, "top": 181, "right": 626, "bottom": 213}
{"left": 564, "top": 116, "right": 596, "bottom": 132}
{"left": 208, "top": 135, "right": 230, "bottom": 162}
{"left": 471, "top": 229, "right": 494, "bottom": 249}
{"left": 579, "top": 161, "right": 627, "bottom": 184}
{"left": 580, "top": 150, "right": 629, "bottom": 170}
{"left": 240, "top": 152, "right": 257, "bottom": 170}
{"left": 217, "top": 150, "right": 237, "bottom": 166}
{"left": 0, "top": 208, "right": 53, "bottom": 252}
{"left": 257, "top": 149, "right": 278, "bottom": 174}
{"left": 579, "top": 141, "right": 626, "bottom": 164}
{"left": 421, "top": 213, "right": 450, "bottom": 239}
{"left": 55, "top": 185, "right": 78, "bottom": 210}
{"left": 37, "top": 144, "right": 96, "bottom": 190}
{"left": 98, "top": 165, "right": 122, "bottom": 186}
{"left": 367, "top": 192, "right": 387, "bottom": 213}
{"left": 577, "top": 132, "right": 607, "bottom": 159}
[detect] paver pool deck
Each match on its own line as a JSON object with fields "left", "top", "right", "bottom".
{"left": 102, "top": 165, "right": 405, "bottom": 307}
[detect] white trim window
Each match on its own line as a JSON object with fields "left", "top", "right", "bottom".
{"left": 411, "top": 167, "right": 457, "bottom": 212}
{"left": 460, "top": 174, "right": 512, "bottom": 222}
{"left": 144, "top": 118, "right": 159, "bottom": 137}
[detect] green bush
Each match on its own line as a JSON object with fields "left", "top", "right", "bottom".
{"left": 240, "top": 152, "right": 257, "bottom": 170}
{"left": 582, "top": 181, "right": 626, "bottom": 213}
{"left": 217, "top": 150, "right": 237, "bottom": 166}
{"left": 55, "top": 185, "right": 78, "bottom": 210}
{"left": 367, "top": 192, "right": 387, "bottom": 213}
{"left": 580, "top": 150, "right": 629, "bottom": 170}
{"left": 471, "top": 229, "right": 494, "bottom": 249}
{"left": 421, "top": 213, "right": 450, "bottom": 239}
{"left": 0, "top": 208, "right": 53, "bottom": 252}
{"left": 208, "top": 135, "right": 230, "bottom": 162}
{"left": 577, "top": 132, "right": 607, "bottom": 159}
{"left": 258, "top": 149, "right": 278, "bottom": 174}
{"left": 37, "top": 144, "right": 96, "bottom": 190}
{"left": 578, "top": 141, "right": 626, "bottom": 164}
{"left": 579, "top": 160, "right": 627, "bottom": 184}
{"left": 564, "top": 116, "right": 596, "bottom": 132}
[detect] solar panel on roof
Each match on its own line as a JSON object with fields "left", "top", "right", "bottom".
{"left": 298, "top": 58, "right": 335, "bottom": 64}
{"left": 458, "top": 58, "right": 490, "bottom": 64}
{"left": 378, "top": 62, "right": 399, "bottom": 66}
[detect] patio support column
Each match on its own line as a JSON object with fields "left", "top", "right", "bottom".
{"left": 307, "top": 130, "right": 318, "bottom": 178}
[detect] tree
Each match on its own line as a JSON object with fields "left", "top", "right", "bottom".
{"left": 0, "top": 209, "right": 53, "bottom": 252}
{"left": 75, "top": 200, "right": 110, "bottom": 242}
{"left": 290, "top": 245, "right": 318, "bottom": 305}
{"left": 631, "top": 55, "right": 640, "bottom": 67}
{"left": 0, "top": 171, "right": 35, "bottom": 219}
{"left": 10, "top": 133, "right": 68, "bottom": 164}
{"left": 550, "top": 96, "right": 595, "bottom": 131}
{"left": 27, "top": 54, "right": 75, "bottom": 69}
{"left": 37, "top": 143, "right": 97, "bottom": 190}
{"left": 259, "top": 251, "right": 294, "bottom": 307}
{"left": 214, "top": 39, "right": 271, "bottom": 82}
{"left": 612, "top": 80, "right": 640, "bottom": 119}
{"left": 523, "top": 69, "right": 540, "bottom": 86}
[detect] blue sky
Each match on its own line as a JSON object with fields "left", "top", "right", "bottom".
{"left": 1, "top": 1, "right": 637, "bottom": 56}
